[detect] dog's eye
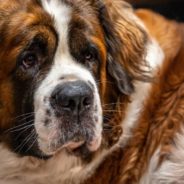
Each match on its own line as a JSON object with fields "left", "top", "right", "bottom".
{"left": 22, "top": 54, "right": 37, "bottom": 69}
{"left": 84, "top": 49, "right": 97, "bottom": 62}
{"left": 84, "top": 43, "right": 98, "bottom": 61}
{"left": 85, "top": 52, "right": 94, "bottom": 61}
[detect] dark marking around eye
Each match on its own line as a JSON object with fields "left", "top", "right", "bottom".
{"left": 21, "top": 53, "right": 38, "bottom": 69}
{"left": 83, "top": 44, "right": 99, "bottom": 62}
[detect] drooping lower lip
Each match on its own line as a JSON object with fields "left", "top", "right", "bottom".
{"left": 39, "top": 137, "right": 102, "bottom": 157}
{"left": 64, "top": 136, "right": 102, "bottom": 153}
{"left": 39, "top": 140, "right": 85, "bottom": 156}
{"left": 63, "top": 140, "right": 85, "bottom": 151}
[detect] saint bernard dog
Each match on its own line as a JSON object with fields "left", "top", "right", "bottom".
{"left": 0, "top": 0, "right": 184, "bottom": 183}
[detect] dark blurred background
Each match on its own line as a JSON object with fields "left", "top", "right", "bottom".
{"left": 126, "top": 0, "right": 184, "bottom": 22}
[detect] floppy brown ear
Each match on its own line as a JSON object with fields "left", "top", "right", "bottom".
{"left": 107, "top": 54, "right": 134, "bottom": 95}
{"left": 95, "top": 0, "right": 150, "bottom": 95}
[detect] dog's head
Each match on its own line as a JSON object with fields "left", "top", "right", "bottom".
{"left": 0, "top": 0, "right": 148, "bottom": 160}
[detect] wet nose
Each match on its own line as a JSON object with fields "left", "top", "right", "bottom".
{"left": 50, "top": 81, "right": 94, "bottom": 114}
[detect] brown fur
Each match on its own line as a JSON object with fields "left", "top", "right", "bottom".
{"left": 83, "top": 9, "right": 184, "bottom": 184}
{"left": 97, "top": 0, "right": 150, "bottom": 148}
{"left": 0, "top": 0, "right": 56, "bottom": 131}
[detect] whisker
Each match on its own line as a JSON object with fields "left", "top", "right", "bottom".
{"left": 9, "top": 123, "right": 34, "bottom": 133}
{"left": 5, "top": 121, "right": 34, "bottom": 133}
{"left": 11, "top": 112, "right": 35, "bottom": 121}
{"left": 25, "top": 133, "right": 37, "bottom": 153}
{"left": 15, "top": 130, "right": 35, "bottom": 153}
{"left": 14, "top": 124, "right": 35, "bottom": 141}
{"left": 6, "top": 119, "right": 34, "bottom": 133}
{"left": 16, "top": 114, "right": 35, "bottom": 123}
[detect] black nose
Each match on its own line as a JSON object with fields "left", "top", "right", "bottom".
{"left": 50, "top": 81, "right": 94, "bottom": 114}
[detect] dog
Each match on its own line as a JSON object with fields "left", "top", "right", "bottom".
{"left": 0, "top": 0, "right": 184, "bottom": 183}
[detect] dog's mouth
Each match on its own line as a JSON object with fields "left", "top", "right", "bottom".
{"left": 37, "top": 127, "right": 102, "bottom": 157}
{"left": 55, "top": 139, "right": 100, "bottom": 157}
{"left": 37, "top": 121, "right": 101, "bottom": 156}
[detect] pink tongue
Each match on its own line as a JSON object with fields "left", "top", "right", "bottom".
{"left": 63, "top": 141, "right": 85, "bottom": 150}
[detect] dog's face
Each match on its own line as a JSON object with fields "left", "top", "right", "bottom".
{"left": 0, "top": 0, "right": 148, "bottom": 160}
{"left": 33, "top": 0, "right": 105, "bottom": 157}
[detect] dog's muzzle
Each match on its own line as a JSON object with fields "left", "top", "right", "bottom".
{"left": 35, "top": 76, "right": 102, "bottom": 156}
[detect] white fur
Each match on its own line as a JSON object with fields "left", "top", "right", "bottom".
{"left": 140, "top": 128, "right": 184, "bottom": 184}
{"left": 0, "top": 143, "right": 113, "bottom": 184}
{"left": 156, "top": 130, "right": 184, "bottom": 184}
{"left": 41, "top": 0, "right": 71, "bottom": 54}
{"left": 140, "top": 148, "right": 161, "bottom": 184}
{"left": 120, "top": 38, "right": 165, "bottom": 146}
{"left": 153, "top": 130, "right": 184, "bottom": 184}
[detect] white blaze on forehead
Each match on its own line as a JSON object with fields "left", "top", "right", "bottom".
{"left": 38, "top": 0, "right": 100, "bottom": 97}
{"left": 36, "top": 0, "right": 73, "bottom": 105}
{"left": 41, "top": 0, "right": 71, "bottom": 54}
{"left": 37, "top": 0, "right": 101, "bottom": 105}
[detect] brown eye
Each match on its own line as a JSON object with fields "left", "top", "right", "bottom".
{"left": 22, "top": 54, "right": 37, "bottom": 69}
{"left": 85, "top": 52, "right": 93, "bottom": 61}
{"left": 85, "top": 50, "right": 97, "bottom": 62}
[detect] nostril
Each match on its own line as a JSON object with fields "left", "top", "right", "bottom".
{"left": 62, "top": 99, "right": 76, "bottom": 110}
{"left": 82, "top": 97, "right": 92, "bottom": 107}
{"left": 50, "top": 93, "right": 58, "bottom": 108}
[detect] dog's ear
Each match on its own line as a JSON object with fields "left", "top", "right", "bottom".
{"left": 107, "top": 54, "right": 134, "bottom": 95}
{"left": 94, "top": 0, "right": 150, "bottom": 95}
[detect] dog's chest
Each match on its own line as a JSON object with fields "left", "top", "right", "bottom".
{"left": 0, "top": 145, "right": 111, "bottom": 184}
